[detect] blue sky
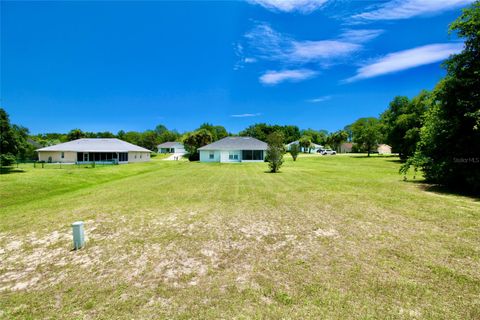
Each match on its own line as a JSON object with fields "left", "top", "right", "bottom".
{"left": 1, "top": 0, "right": 474, "bottom": 134}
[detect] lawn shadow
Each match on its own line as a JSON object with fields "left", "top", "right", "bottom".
{"left": 0, "top": 167, "right": 26, "bottom": 174}
{"left": 405, "top": 180, "right": 479, "bottom": 201}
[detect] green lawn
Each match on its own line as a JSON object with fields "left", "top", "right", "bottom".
{"left": 0, "top": 155, "right": 479, "bottom": 319}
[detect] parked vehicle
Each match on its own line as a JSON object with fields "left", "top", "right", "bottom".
{"left": 319, "top": 149, "right": 336, "bottom": 155}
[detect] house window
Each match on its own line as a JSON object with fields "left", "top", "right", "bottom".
{"left": 140, "top": 154, "right": 142, "bottom": 159}
{"left": 209, "top": 152, "right": 214, "bottom": 159}
{"left": 229, "top": 153, "right": 238, "bottom": 160}
{"left": 61, "top": 152, "right": 64, "bottom": 159}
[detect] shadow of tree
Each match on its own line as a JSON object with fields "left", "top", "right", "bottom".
{"left": 405, "top": 179, "right": 479, "bottom": 201}
{"left": 0, "top": 167, "right": 25, "bottom": 174}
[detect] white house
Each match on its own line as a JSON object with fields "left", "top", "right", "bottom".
{"left": 157, "top": 142, "right": 186, "bottom": 154}
{"left": 36, "top": 138, "right": 151, "bottom": 164}
{"left": 198, "top": 137, "right": 267, "bottom": 163}
{"left": 286, "top": 140, "right": 323, "bottom": 153}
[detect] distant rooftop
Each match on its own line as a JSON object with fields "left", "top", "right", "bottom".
{"left": 37, "top": 138, "right": 151, "bottom": 153}
{"left": 157, "top": 141, "right": 183, "bottom": 148}
{"left": 198, "top": 137, "right": 268, "bottom": 151}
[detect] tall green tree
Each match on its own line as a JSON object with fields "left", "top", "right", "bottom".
{"left": 404, "top": 2, "right": 480, "bottom": 192}
{"left": 266, "top": 131, "right": 285, "bottom": 173}
{"left": 183, "top": 129, "right": 213, "bottom": 161}
{"left": 327, "top": 130, "right": 349, "bottom": 152}
{"left": 351, "top": 118, "right": 381, "bottom": 157}
{"left": 380, "top": 92, "right": 430, "bottom": 160}
{"left": 0, "top": 108, "right": 18, "bottom": 166}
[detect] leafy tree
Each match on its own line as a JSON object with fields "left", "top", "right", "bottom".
{"left": 117, "top": 130, "right": 126, "bottom": 140}
{"left": 123, "top": 131, "right": 142, "bottom": 146}
{"left": 155, "top": 124, "right": 168, "bottom": 136}
{"left": 67, "top": 129, "right": 86, "bottom": 141}
{"left": 96, "top": 131, "right": 115, "bottom": 138}
{"left": 327, "top": 130, "right": 349, "bottom": 152}
{"left": 380, "top": 92, "right": 429, "bottom": 160}
{"left": 240, "top": 123, "right": 300, "bottom": 144}
{"left": 289, "top": 143, "right": 300, "bottom": 161}
{"left": 198, "top": 123, "right": 228, "bottom": 141}
{"left": 299, "top": 136, "right": 313, "bottom": 153}
{"left": 404, "top": 2, "right": 480, "bottom": 192}
{"left": 183, "top": 129, "right": 213, "bottom": 161}
{"left": 12, "top": 125, "right": 35, "bottom": 160}
{"left": 301, "top": 129, "right": 327, "bottom": 145}
{"left": 266, "top": 131, "right": 285, "bottom": 173}
{"left": 351, "top": 117, "right": 381, "bottom": 156}
{"left": 140, "top": 130, "right": 159, "bottom": 151}
{"left": 158, "top": 130, "right": 180, "bottom": 143}
{"left": 0, "top": 108, "right": 18, "bottom": 166}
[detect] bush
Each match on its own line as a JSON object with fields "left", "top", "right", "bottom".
{"left": 266, "top": 132, "right": 285, "bottom": 173}
{"left": 0, "top": 153, "right": 16, "bottom": 167}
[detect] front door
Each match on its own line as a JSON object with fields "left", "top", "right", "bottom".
{"left": 83, "top": 153, "right": 89, "bottom": 162}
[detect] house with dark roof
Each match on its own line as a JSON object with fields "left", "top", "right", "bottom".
{"left": 157, "top": 141, "right": 185, "bottom": 154}
{"left": 36, "top": 138, "right": 151, "bottom": 164}
{"left": 198, "top": 137, "right": 267, "bottom": 163}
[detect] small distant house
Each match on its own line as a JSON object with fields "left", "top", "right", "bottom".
{"left": 377, "top": 144, "right": 392, "bottom": 154}
{"left": 36, "top": 138, "right": 151, "bottom": 164}
{"left": 198, "top": 137, "right": 267, "bottom": 163}
{"left": 340, "top": 142, "right": 353, "bottom": 153}
{"left": 157, "top": 142, "right": 186, "bottom": 154}
{"left": 286, "top": 140, "right": 323, "bottom": 153}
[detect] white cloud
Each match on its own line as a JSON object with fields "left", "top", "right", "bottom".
{"left": 353, "top": 0, "right": 474, "bottom": 21}
{"left": 231, "top": 113, "right": 262, "bottom": 118}
{"left": 307, "top": 95, "right": 332, "bottom": 103}
{"left": 345, "top": 43, "right": 463, "bottom": 83}
{"left": 339, "top": 29, "right": 384, "bottom": 43}
{"left": 243, "top": 23, "right": 381, "bottom": 66}
{"left": 260, "top": 69, "right": 318, "bottom": 85}
{"left": 247, "top": 0, "right": 329, "bottom": 13}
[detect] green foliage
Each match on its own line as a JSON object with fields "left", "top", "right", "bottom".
{"left": 183, "top": 129, "right": 213, "bottom": 161}
{"left": 298, "top": 136, "right": 313, "bottom": 153}
{"left": 240, "top": 123, "right": 300, "bottom": 144}
{"left": 289, "top": 143, "right": 300, "bottom": 161}
{"left": 0, "top": 108, "right": 18, "bottom": 157}
{"left": 266, "top": 131, "right": 285, "bottom": 173}
{"left": 404, "top": 2, "right": 480, "bottom": 192}
{"left": 67, "top": 129, "right": 86, "bottom": 141}
{"left": 301, "top": 128, "right": 327, "bottom": 145}
{"left": 198, "top": 123, "right": 228, "bottom": 141}
{"left": 0, "top": 153, "right": 16, "bottom": 167}
{"left": 351, "top": 118, "right": 381, "bottom": 156}
{"left": 327, "top": 130, "right": 349, "bottom": 152}
{"left": 380, "top": 92, "right": 430, "bottom": 160}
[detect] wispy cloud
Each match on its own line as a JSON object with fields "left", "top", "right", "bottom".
{"left": 247, "top": 0, "right": 329, "bottom": 13}
{"left": 243, "top": 23, "right": 381, "bottom": 66}
{"left": 307, "top": 95, "right": 332, "bottom": 103}
{"left": 345, "top": 43, "right": 463, "bottom": 83}
{"left": 238, "top": 22, "right": 383, "bottom": 84}
{"left": 231, "top": 113, "right": 262, "bottom": 118}
{"left": 260, "top": 69, "right": 318, "bottom": 85}
{"left": 353, "top": 0, "right": 474, "bottom": 21}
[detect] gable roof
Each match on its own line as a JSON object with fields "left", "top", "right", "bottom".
{"left": 157, "top": 141, "right": 183, "bottom": 148}
{"left": 37, "top": 138, "right": 151, "bottom": 153}
{"left": 198, "top": 137, "right": 268, "bottom": 151}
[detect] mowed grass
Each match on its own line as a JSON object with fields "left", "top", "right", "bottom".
{"left": 0, "top": 155, "right": 479, "bottom": 319}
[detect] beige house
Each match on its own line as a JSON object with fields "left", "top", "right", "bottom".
{"left": 377, "top": 144, "right": 392, "bottom": 155}
{"left": 340, "top": 142, "right": 353, "bottom": 153}
{"left": 37, "top": 138, "right": 151, "bottom": 164}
